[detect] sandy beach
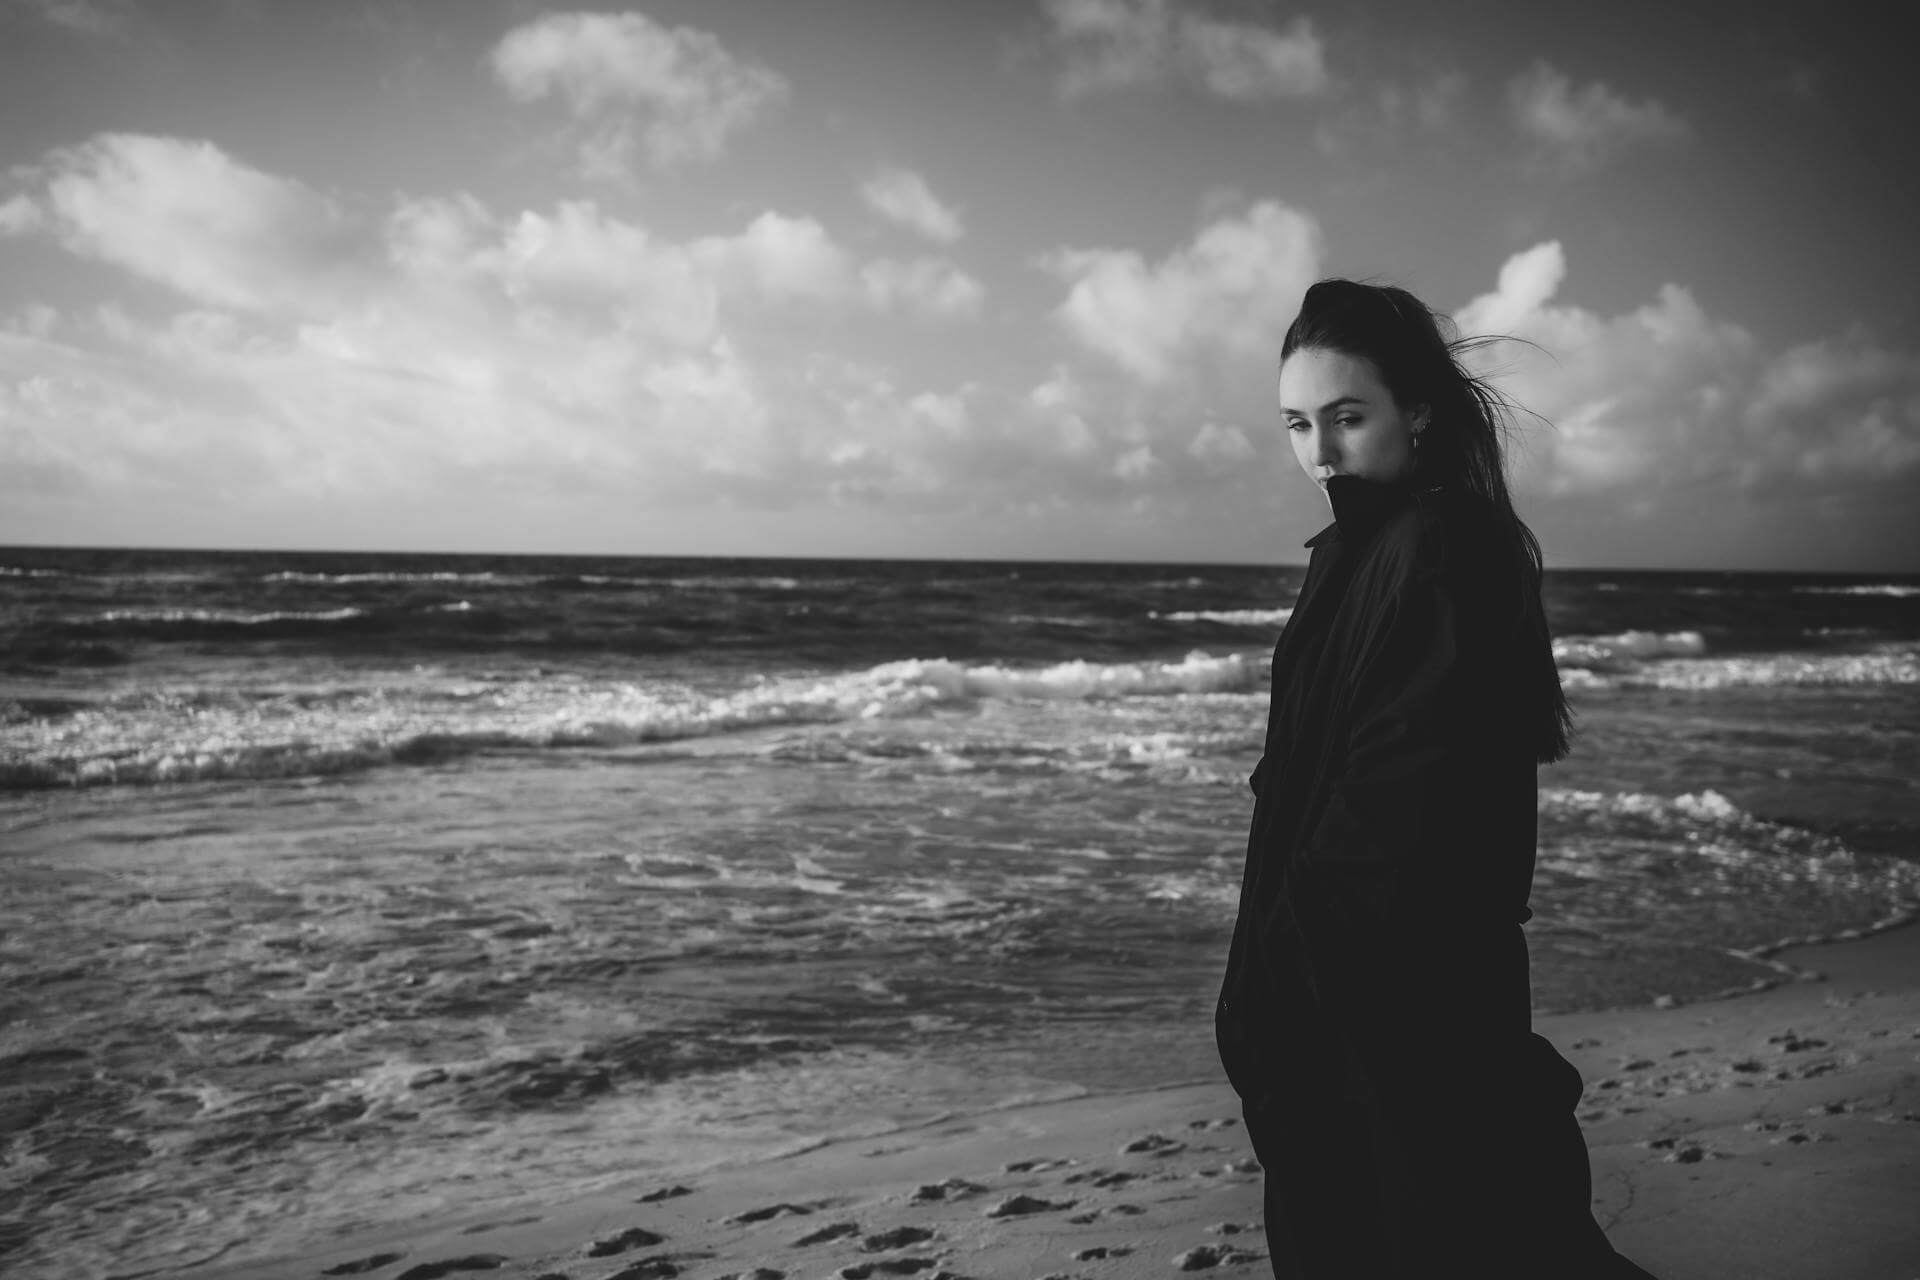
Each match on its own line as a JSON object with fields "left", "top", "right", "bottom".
{"left": 189, "top": 922, "right": 1920, "bottom": 1280}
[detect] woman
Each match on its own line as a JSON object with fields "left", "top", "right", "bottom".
{"left": 1215, "top": 279, "right": 1655, "bottom": 1278}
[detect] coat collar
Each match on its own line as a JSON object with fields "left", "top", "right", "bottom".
{"left": 1303, "top": 474, "right": 1429, "bottom": 548}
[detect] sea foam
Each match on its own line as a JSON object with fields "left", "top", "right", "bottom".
{"left": 0, "top": 651, "right": 1260, "bottom": 788}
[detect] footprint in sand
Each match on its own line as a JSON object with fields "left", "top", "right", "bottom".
{"left": 637, "top": 1184, "right": 695, "bottom": 1203}
{"left": 908, "top": 1178, "right": 987, "bottom": 1204}
{"left": 602, "top": 1259, "right": 682, "bottom": 1280}
{"left": 1656, "top": 1142, "right": 1719, "bottom": 1164}
{"left": 793, "top": 1222, "right": 861, "bottom": 1247}
{"left": 1643, "top": 1134, "right": 1732, "bottom": 1162}
{"left": 711, "top": 1271, "right": 785, "bottom": 1280}
{"left": 1172, "top": 1243, "right": 1265, "bottom": 1270}
{"left": 1072, "top": 1245, "right": 1134, "bottom": 1260}
{"left": 393, "top": 1257, "right": 509, "bottom": 1280}
{"left": 1121, "top": 1132, "right": 1185, "bottom": 1156}
{"left": 728, "top": 1201, "right": 824, "bottom": 1224}
{"left": 1066, "top": 1203, "right": 1146, "bottom": 1224}
{"left": 862, "top": 1226, "right": 937, "bottom": 1251}
{"left": 1770, "top": 1128, "right": 1835, "bottom": 1145}
{"left": 321, "top": 1253, "right": 407, "bottom": 1276}
{"left": 986, "top": 1193, "right": 1077, "bottom": 1218}
{"left": 1767, "top": 1030, "right": 1829, "bottom": 1053}
{"left": 838, "top": 1259, "right": 940, "bottom": 1278}
{"left": 586, "top": 1226, "right": 666, "bottom": 1256}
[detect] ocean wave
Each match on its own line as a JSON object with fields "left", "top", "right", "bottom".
{"left": 1, "top": 565, "right": 62, "bottom": 578}
{"left": 0, "top": 651, "right": 1259, "bottom": 788}
{"left": 1552, "top": 629, "right": 1707, "bottom": 668}
{"left": 261, "top": 570, "right": 515, "bottom": 585}
{"left": 1793, "top": 583, "right": 1920, "bottom": 598}
{"left": 85, "top": 606, "right": 371, "bottom": 626}
{"left": 1560, "top": 644, "right": 1919, "bottom": 690}
{"left": 1153, "top": 607, "right": 1293, "bottom": 627}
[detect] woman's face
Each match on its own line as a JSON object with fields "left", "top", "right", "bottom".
{"left": 1278, "top": 346, "right": 1427, "bottom": 495}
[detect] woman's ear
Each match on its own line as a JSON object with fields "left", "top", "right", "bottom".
{"left": 1412, "top": 405, "right": 1431, "bottom": 436}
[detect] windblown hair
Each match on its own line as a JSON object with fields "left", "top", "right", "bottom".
{"left": 1281, "top": 277, "right": 1574, "bottom": 763}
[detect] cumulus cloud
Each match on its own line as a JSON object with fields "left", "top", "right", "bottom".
{"left": 1508, "top": 61, "right": 1689, "bottom": 175}
{"left": 1043, "top": 199, "right": 1322, "bottom": 382}
{"left": 24, "top": 133, "right": 371, "bottom": 315}
{"left": 861, "top": 168, "right": 965, "bottom": 243}
{"left": 1313, "top": 69, "right": 1467, "bottom": 156}
{"left": 0, "top": 132, "right": 1012, "bottom": 532}
{"left": 490, "top": 10, "right": 788, "bottom": 173}
{"left": 16, "top": 0, "right": 130, "bottom": 37}
{"left": 859, "top": 257, "right": 985, "bottom": 319}
{"left": 1188, "top": 420, "right": 1255, "bottom": 471}
{"left": 1455, "top": 243, "right": 1920, "bottom": 498}
{"left": 0, "top": 195, "right": 45, "bottom": 235}
{"left": 1044, "top": 0, "right": 1328, "bottom": 101}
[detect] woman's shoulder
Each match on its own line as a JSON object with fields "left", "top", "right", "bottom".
{"left": 1370, "top": 485, "right": 1505, "bottom": 564}
{"left": 1367, "top": 486, "right": 1523, "bottom": 604}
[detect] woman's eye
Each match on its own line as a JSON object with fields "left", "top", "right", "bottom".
{"left": 1285, "top": 419, "right": 1307, "bottom": 432}
{"left": 1335, "top": 416, "right": 1359, "bottom": 427}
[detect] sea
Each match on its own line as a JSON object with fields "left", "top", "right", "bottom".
{"left": 3, "top": 546, "right": 1918, "bottom": 1279}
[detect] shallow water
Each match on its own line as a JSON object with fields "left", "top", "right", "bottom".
{"left": 3, "top": 550, "right": 1918, "bottom": 1278}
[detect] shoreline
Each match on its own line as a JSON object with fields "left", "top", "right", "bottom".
{"left": 184, "top": 923, "right": 1920, "bottom": 1280}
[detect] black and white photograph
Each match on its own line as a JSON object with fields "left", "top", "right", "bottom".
{"left": 3, "top": 2, "right": 1916, "bottom": 1277}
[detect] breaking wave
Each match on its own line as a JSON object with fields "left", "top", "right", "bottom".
{"left": 1153, "top": 607, "right": 1294, "bottom": 627}
{"left": 0, "top": 651, "right": 1259, "bottom": 788}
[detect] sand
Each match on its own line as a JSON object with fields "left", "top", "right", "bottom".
{"left": 198, "top": 925, "right": 1920, "bottom": 1280}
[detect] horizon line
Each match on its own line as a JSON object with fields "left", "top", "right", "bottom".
{"left": 3, "top": 541, "right": 1918, "bottom": 579}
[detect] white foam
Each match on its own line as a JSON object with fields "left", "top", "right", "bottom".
{"left": 1, "top": 651, "right": 1263, "bottom": 787}
{"left": 1794, "top": 583, "right": 1920, "bottom": 598}
{"left": 1553, "top": 629, "right": 1707, "bottom": 667}
{"left": 260, "top": 570, "right": 511, "bottom": 585}
{"left": 1118, "top": 732, "right": 1194, "bottom": 764}
{"left": 1538, "top": 788, "right": 1858, "bottom": 866}
{"left": 878, "top": 651, "right": 1255, "bottom": 703}
{"left": 1561, "top": 644, "right": 1919, "bottom": 690}
{"left": 85, "top": 606, "right": 370, "bottom": 625}
{"left": 1153, "top": 607, "right": 1294, "bottom": 627}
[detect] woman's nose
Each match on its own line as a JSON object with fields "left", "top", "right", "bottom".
{"left": 1309, "top": 427, "right": 1340, "bottom": 466}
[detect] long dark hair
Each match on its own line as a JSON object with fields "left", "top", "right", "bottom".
{"left": 1281, "top": 277, "right": 1574, "bottom": 763}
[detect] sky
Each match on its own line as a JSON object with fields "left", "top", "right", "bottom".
{"left": 1, "top": 0, "right": 1915, "bottom": 570}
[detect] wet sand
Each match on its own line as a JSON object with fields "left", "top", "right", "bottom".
{"left": 197, "top": 925, "right": 1920, "bottom": 1280}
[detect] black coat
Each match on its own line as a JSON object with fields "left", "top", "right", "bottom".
{"left": 1216, "top": 475, "right": 1638, "bottom": 1277}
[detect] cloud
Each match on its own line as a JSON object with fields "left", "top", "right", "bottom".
{"left": 1188, "top": 420, "right": 1255, "bottom": 471}
{"left": 0, "top": 195, "right": 45, "bottom": 235}
{"left": 16, "top": 0, "right": 130, "bottom": 37}
{"left": 861, "top": 168, "right": 965, "bottom": 244}
{"left": 1455, "top": 243, "right": 1920, "bottom": 498}
{"left": 1043, "top": 199, "right": 1322, "bottom": 382}
{"left": 859, "top": 257, "right": 985, "bottom": 319}
{"left": 1313, "top": 69, "right": 1467, "bottom": 156}
{"left": 0, "top": 133, "right": 1006, "bottom": 534}
{"left": 1508, "top": 61, "right": 1689, "bottom": 175}
{"left": 490, "top": 10, "right": 788, "bottom": 172}
{"left": 25, "top": 133, "right": 371, "bottom": 315}
{"left": 1044, "top": 0, "right": 1327, "bottom": 101}
{"left": 1456, "top": 239, "right": 1566, "bottom": 335}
